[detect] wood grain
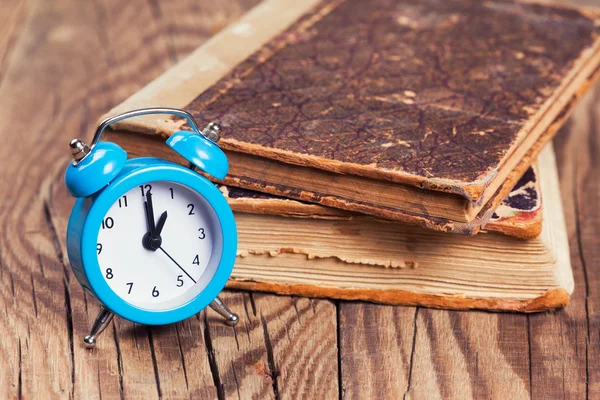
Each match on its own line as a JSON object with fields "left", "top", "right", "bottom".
{"left": 0, "top": 0, "right": 598, "bottom": 398}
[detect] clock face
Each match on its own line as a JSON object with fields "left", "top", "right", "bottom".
{"left": 96, "top": 181, "right": 222, "bottom": 310}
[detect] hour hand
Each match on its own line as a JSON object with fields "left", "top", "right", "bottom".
{"left": 155, "top": 211, "right": 168, "bottom": 237}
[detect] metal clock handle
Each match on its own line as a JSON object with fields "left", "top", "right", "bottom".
{"left": 70, "top": 107, "right": 222, "bottom": 165}
{"left": 91, "top": 107, "right": 218, "bottom": 146}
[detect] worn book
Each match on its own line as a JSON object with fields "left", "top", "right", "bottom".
{"left": 226, "top": 144, "right": 572, "bottom": 312}
{"left": 223, "top": 162, "right": 543, "bottom": 240}
{"left": 103, "top": 0, "right": 600, "bottom": 233}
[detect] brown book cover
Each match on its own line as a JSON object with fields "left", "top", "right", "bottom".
{"left": 221, "top": 162, "right": 543, "bottom": 239}
{"left": 227, "top": 144, "right": 572, "bottom": 312}
{"left": 103, "top": 0, "right": 600, "bottom": 233}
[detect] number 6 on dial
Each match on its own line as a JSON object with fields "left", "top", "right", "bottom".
{"left": 64, "top": 108, "right": 239, "bottom": 348}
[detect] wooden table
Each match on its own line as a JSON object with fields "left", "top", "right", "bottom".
{"left": 0, "top": 0, "right": 598, "bottom": 398}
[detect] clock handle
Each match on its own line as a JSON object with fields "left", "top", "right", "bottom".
{"left": 71, "top": 107, "right": 219, "bottom": 167}
{"left": 83, "top": 306, "right": 114, "bottom": 348}
{"left": 91, "top": 107, "right": 211, "bottom": 148}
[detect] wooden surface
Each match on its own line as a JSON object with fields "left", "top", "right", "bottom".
{"left": 0, "top": 0, "right": 597, "bottom": 398}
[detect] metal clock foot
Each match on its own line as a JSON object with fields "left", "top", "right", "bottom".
{"left": 83, "top": 307, "right": 114, "bottom": 348}
{"left": 209, "top": 297, "right": 239, "bottom": 326}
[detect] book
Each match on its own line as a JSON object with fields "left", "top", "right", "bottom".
{"left": 226, "top": 144, "right": 572, "bottom": 312}
{"left": 102, "top": 0, "right": 600, "bottom": 234}
{"left": 221, "top": 162, "right": 543, "bottom": 240}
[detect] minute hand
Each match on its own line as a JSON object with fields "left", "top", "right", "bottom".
{"left": 158, "top": 247, "right": 197, "bottom": 284}
{"left": 144, "top": 191, "right": 156, "bottom": 235}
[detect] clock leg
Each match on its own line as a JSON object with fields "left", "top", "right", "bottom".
{"left": 209, "top": 297, "right": 239, "bottom": 326}
{"left": 83, "top": 306, "right": 114, "bottom": 348}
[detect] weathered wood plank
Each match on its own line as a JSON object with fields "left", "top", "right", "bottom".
{"left": 410, "top": 311, "right": 531, "bottom": 399}
{"left": 204, "top": 291, "right": 275, "bottom": 399}
{"left": 0, "top": 0, "right": 116, "bottom": 397}
{"left": 339, "top": 304, "right": 531, "bottom": 399}
{"left": 145, "top": 0, "right": 262, "bottom": 62}
{"left": 537, "top": 77, "right": 600, "bottom": 399}
{"left": 339, "top": 303, "right": 416, "bottom": 398}
{"left": 0, "top": 0, "right": 27, "bottom": 82}
{"left": 252, "top": 294, "right": 339, "bottom": 399}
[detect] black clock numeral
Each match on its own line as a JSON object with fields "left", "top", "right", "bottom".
{"left": 101, "top": 217, "right": 114, "bottom": 229}
{"left": 105, "top": 268, "right": 113, "bottom": 279}
{"left": 187, "top": 204, "right": 195, "bottom": 215}
{"left": 176, "top": 275, "right": 184, "bottom": 287}
{"left": 97, "top": 243, "right": 103, "bottom": 254}
{"left": 192, "top": 255, "right": 200, "bottom": 265}
{"left": 139, "top": 184, "right": 152, "bottom": 197}
{"left": 126, "top": 282, "right": 133, "bottom": 294}
{"left": 169, "top": 188, "right": 174, "bottom": 199}
{"left": 118, "top": 195, "right": 128, "bottom": 208}
{"left": 152, "top": 286, "right": 160, "bottom": 297}
{"left": 198, "top": 228, "right": 206, "bottom": 239}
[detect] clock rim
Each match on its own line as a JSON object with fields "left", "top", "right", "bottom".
{"left": 73, "top": 158, "right": 237, "bottom": 325}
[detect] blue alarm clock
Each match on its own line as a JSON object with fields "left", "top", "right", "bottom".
{"left": 65, "top": 108, "right": 239, "bottom": 348}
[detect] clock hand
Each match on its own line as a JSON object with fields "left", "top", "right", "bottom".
{"left": 144, "top": 191, "right": 156, "bottom": 235}
{"left": 154, "top": 211, "right": 168, "bottom": 237}
{"left": 158, "top": 247, "right": 197, "bottom": 284}
{"left": 142, "top": 193, "right": 163, "bottom": 251}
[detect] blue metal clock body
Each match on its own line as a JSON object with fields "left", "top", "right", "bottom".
{"left": 66, "top": 157, "right": 237, "bottom": 325}
{"left": 64, "top": 109, "right": 239, "bottom": 340}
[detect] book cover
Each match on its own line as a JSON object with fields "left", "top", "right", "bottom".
{"left": 104, "top": 0, "right": 600, "bottom": 233}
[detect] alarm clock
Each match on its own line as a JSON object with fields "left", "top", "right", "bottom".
{"left": 65, "top": 108, "right": 239, "bottom": 348}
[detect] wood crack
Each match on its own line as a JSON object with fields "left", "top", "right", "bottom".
{"left": 175, "top": 324, "right": 190, "bottom": 390}
{"left": 336, "top": 302, "right": 343, "bottom": 400}
{"left": 42, "top": 200, "right": 66, "bottom": 274}
{"left": 403, "top": 307, "right": 419, "bottom": 400}
{"left": 147, "top": 330, "right": 163, "bottom": 399}
{"left": 292, "top": 298, "right": 301, "bottom": 325}
{"left": 97, "top": 364, "right": 103, "bottom": 400}
{"left": 30, "top": 273, "right": 38, "bottom": 318}
{"left": 260, "top": 313, "right": 281, "bottom": 400}
{"left": 18, "top": 338, "right": 22, "bottom": 400}
{"left": 37, "top": 254, "right": 46, "bottom": 279}
{"left": 203, "top": 311, "right": 226, "bottom": 400}
{"left": 63, "top": 280, "right": 75, "bottom": 400}
{"left": 231, "top": 360, "right": 242, "bottom": 400}
{"left": 9, "top": 271, "right": 15, "bottom": 298}
{"left": 527, "top": 315, "right": 533, "bottom": 399}
{"left": 249, "top": 293, "right": 257, "bottom": 316}
{"left": 572, "top": 160, "right": 591, "bottom": 400}
{"left": 111, "top": 324, "right": 125, "bottom": 400}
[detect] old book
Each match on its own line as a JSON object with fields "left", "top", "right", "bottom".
{"left": 103, "top": 0, "right": 600, "bottom": 234}
{"left": 225, "top": 144, "right": 572, "bottom": 312}
{"left": 223, "top": 162, "right": 543, "bottom": 240}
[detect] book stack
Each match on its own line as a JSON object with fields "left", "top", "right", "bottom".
{"left": 103, "top": 0, "right": 600, "bottom": 312}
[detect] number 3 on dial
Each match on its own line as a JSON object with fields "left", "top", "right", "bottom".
{"left": 198, "top": 228, "right": 205, "bottom": 239}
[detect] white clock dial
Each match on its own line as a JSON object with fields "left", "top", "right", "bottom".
{"left": 96, "top": 181, "right": 222, "bottom": 310}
